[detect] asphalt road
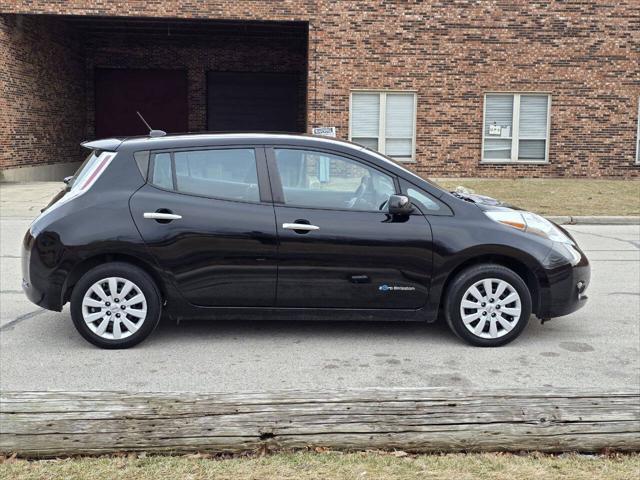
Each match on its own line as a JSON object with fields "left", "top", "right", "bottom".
{"left": 1, "top": 216, "right": 638, "bottom": 392}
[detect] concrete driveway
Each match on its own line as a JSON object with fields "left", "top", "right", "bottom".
{"left": 1, "top": 183, "right": 638, "bottom": 392}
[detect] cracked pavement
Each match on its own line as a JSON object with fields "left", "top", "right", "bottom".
{"left": 1, "top": 186, "right": 638, "bottom": 392}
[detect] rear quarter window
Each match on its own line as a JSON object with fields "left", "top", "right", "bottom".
{"left": 70, "top": 151, "right": 115, "bottom": 192}
{"left": 152, "top": 153, "right": 173, "bottom": 190}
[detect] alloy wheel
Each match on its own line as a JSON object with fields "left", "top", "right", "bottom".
{"left": 459, "top": 278, "right": 522, "bottom": 339}
{"left": 81, "top": 277, "right": 147, "bottom": 340}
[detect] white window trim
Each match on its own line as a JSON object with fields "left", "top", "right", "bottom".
{"left": 481, "top": 93, "right": 552, "bottom": 164}
{"left": 636, "top": 98, "right": 640, "bottom": 164}
{"left": 349, "top": 90, "right": 418, "bottom": 162}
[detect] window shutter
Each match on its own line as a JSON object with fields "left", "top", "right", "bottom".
{"left": 351, "top": 93, "right": 380, "bottom": 138}
{"left": 484, "top": 95, "right": 513, "bottom": 136}
{"left": 519, "top": 95, "right": 548, "bottom": 138}
{"left": 483, "top": 139, "right": 512, "bottom": 160}
{"left": 483, "top": 95, "right": 513, "bottom": 160}
{"left": 385, "top": 94, "right": 414, "bottom": 158}
{"left": 518, "top": 95, "right": 548, "bottom": 160}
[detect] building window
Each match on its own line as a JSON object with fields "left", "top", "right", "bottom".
{"left": 350, "top": 91, "right": 417, "bottom": 161}
{"left": 482, "top": 93, "right": 551, "bottom": 163}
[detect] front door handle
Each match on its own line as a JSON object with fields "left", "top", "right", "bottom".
{"left": 283, "top": 223, "right": 320, "bottom": 232}
{"left": 144, "top": 212, "right": 182, "bottom": 221}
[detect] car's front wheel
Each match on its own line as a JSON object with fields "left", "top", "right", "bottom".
{"left": 444, "top": 264, "right": 531, "bottom": 347}
{"left": 70, "top": 262, "right": 162, "bottom": 348}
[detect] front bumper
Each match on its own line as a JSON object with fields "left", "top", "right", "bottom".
{"left": 540, "top": 245, "right": 590, "bottom": 319}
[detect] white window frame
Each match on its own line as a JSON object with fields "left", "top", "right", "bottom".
{"left": 481, "top": 93, "right": 552, "bottom": 164}
{"left": 636, "top": 98, "right": 639, "bottom": 164}
{"left": 349, "top": 90, "right": 418, "bottom": 162}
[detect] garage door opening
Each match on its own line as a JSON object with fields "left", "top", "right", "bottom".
{"left": 1, "top": 13, "right": 309, "bottom": 174}
{"left": 207, "top": 71, "right": 303, "bottom": 132}
{"left": 79, "top": 17, "right": 309, "bottom": 137}
{"left": 95, "top": 69, "right": 189, "bottom": 138}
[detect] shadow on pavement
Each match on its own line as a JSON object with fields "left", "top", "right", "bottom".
{"left": 149, "top": 314, "right": 459, "bottom": 346}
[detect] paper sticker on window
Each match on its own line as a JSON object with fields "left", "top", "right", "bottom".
{"left": 489, "top": 124, "right": 502, "bottom": 135}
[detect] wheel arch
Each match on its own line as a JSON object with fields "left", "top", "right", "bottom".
{"left": 438, "top": 252, "right": 545, "bottom": 317}
{"left": 62, "top": 253, "right": 167, "bottom": 306}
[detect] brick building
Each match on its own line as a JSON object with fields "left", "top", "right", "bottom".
{"left": 1, "top": 1, "right": 638, "bottom": 181}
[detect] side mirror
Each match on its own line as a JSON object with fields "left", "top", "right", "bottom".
{"left": 63, "top": 176, "right": 73, "bottom": 185}
{"left": 388, "top": 194, "right": 413, "bottom": 215}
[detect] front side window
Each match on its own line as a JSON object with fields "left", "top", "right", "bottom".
{"left": 350, "top": 91, "right": 416, "bottom": 161}
{"left": 406, "top": 187, "right": 442, "bottom": 213}
{"left": 150, "top": 148, "right": 259, "bottom": 202}
{"left": 483, "top": 93, "right": 550, "bottom": 163}
{"left": 274, "top": 148, "right": 395, "bottom": 211}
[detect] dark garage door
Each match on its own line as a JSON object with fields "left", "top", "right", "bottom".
{"left": 95, "top": 69, "right": 188, "bottom": 137}
{"left": 207, "top": 72, "right": 302, "bottom": 132}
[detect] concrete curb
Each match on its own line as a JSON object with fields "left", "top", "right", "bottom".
{"left": 546, "top": 215, "right": 640, "bottom": 225}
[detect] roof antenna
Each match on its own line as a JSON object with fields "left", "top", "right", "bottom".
{"left": 136, "top": 111, "right": 166, "bottom": 137}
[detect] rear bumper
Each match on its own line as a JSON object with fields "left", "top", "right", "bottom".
{"left": 21, "top": 229, "right": 64, "bottom": 311}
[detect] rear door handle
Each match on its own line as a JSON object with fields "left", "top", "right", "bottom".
{"left": 144, "top": 212, "right": 182, "bottom": 220}
{"left": 282, "top": 223, "right": 319, "bottom": 231}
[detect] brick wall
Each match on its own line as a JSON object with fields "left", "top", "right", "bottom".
{"left": 0, "top": 15, "right": 85, "bottom": 170}
{"left": 308, "top": 1, "right": 640, "bottom": 178}
{"left": 85, "top": 30, "right": 307, "bottom": 138}
{"left": 0, "top": 1, "right": 638, "bottom": 178}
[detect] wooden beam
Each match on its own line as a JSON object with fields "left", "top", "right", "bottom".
{"left": 1, "top": 389, "right": 639, "bottom": 457}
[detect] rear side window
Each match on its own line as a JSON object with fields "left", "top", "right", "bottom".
{"left": 150, "top": 148, "right": 259, "bottom": 203}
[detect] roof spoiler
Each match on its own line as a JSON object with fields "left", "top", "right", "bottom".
{"left": 81, "top": 138, "right": 123, "bottom": 151}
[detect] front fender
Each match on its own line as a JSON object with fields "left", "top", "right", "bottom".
{"left": 424, "top": 215, "right": 554, "bottom": 319}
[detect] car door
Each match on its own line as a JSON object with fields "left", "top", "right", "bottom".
{"left": 267, "top": 147, "right": 433, "bottom": 310}
{"left": 129, "top": 146, "right": 278, "bottom": 307}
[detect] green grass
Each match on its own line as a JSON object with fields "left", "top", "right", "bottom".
{"left": 2, "top": 451, "right": 639, "bottom": 480}
{"left": 433, "top": 178, "right": 640, "bottom": 216}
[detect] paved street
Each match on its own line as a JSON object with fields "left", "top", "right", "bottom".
{"left": 1, "top": 185, "right": 638, "bottom": 392}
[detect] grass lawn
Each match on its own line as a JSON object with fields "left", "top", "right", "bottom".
{"left": 433, "top": 178, "right": 640, "bottom": 216}
{"left": 2, "top": 451, "right": 639, "bottom": 480}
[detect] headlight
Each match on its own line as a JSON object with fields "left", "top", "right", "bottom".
{"left": 563, "top": 243, "right": 582, "bottom": 266}
{"left": 485, "top": 210, "right": 573, "bottom": 244}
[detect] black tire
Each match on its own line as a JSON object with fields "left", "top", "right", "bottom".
{"left": 444, "top": 264, "right": 531, "bottom": 347}
{"left": 70, "top": 262, "right": 162, "bottom": 349}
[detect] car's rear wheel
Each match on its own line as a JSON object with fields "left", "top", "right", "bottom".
{"left": 70, "top": 262, "right": 161, "bottom": 348}
{"left": 444, "top": 264, "right": 531, "bottom": 347}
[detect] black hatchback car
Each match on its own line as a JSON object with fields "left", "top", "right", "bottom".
{"left": 22, "top": 133, "right": 589, "bottom": 348}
